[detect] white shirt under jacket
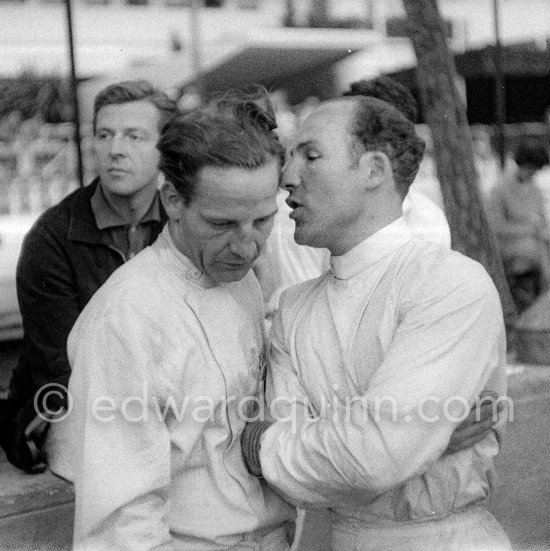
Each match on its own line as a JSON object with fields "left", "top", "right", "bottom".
{"left": 260, "top": 217, "right": 507, "bottom": 524}
{"left": 65, "top": 226, "right": 294, "bottom": 551}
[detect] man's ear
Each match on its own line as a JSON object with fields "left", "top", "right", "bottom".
{"left": 160, "top": 181, "right": 185, "bottom": 220}
{"left": 359, "top": 151, "right": 391, "bottom": 191}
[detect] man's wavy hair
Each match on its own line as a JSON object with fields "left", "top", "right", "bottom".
{"left": 157, "top": 86, "right": 284, "bottom": 205}
{"left": 343, "top": 95, "right": 425, "bottom": 199}
{"left": 93, "top": 79, "right": 178, "bottom": 134}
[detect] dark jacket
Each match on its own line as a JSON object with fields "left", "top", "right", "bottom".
{"left": 9, "top": 178, "right": 167, "bottom": 399}
{"left": 1, "top": 179, "right": 166, "bottom": 472}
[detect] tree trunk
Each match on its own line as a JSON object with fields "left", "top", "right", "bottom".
{"left": 284, "top": 0, "right": 296, "bottom": 27}
{"left": 402, "top": 0, "right": 516, "bottom": 329}
{"left": 308, "top": 0, "right": 330, "bottom": 27}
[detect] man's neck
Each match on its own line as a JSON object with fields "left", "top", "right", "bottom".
{"left": 329, "top": 205, "right": 403, "bottom": 257}
{"left": 99, "top": 181, "right": 158, "bottom": 226}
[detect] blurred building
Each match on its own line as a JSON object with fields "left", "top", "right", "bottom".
{"left": 0, "top": 0, "right": 283, "bottom": 77}
{"left": 1, "top": 0, "right": 549, "bottom": 216}
{"left": 2, "top": 1, "right": 550, "bottom": 94}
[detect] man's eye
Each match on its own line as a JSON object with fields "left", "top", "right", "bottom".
{"left": 306, "top": 151, "right": 320, "bottom": 161}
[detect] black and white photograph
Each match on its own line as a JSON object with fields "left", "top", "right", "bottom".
{"left": 0, "top": 1, "right": 549, "bottom": 549}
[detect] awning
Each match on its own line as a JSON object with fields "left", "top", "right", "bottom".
{"left": 184, "top": 28, "right": 383, "bottom": 95}
{"left": 78, "top": 28, "right": 383, "bottom": 121}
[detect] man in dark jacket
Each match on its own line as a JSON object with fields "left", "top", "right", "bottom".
{"left": 1, "top": 80, "right": 177, "bottom": 474}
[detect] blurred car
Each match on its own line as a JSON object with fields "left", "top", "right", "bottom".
{"left": 0, "top": 214, "right": 36, "bottom": 341}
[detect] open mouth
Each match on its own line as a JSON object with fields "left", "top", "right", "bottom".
{"left": 285, "top": 197, "right": 301, "bottom": 210}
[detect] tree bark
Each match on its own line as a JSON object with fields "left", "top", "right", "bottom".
{"left": 308, "top": 0, "right": 330, "bottom": 27}
{"left": 284, "top": 0, "right": 296, "bottom": 27}
{"left": 402, "top": 0, "right": 516, "bottom": 329}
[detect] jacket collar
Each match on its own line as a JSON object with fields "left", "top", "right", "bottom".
{"left": 153, "top": 225, "right": 217, "bottom": 289}
{"left": 90, "top": 182, "right": 162, "bottom": 230}
{"left": 67, "top": 177, "right": 167, "bottom": 245}
{"left": 330, "top": 217, "right": 413, "bottom": 281}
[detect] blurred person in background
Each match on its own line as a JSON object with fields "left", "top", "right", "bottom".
{"left": 0, "top": 110, "right": 23, "bottom": 143}
{"left": 471, "top": 126, "right": 502, "bottom": 200}
{"left": 490, "top": 140, "right": 550, "bottom": 312}
{"left": 295, "top": 95, "right": 321, "bottom": 125}
{"left": 269, "top": 89, "right": 297, "bottom": 152}
{"left": 533, "top": 140, "right": 550, "bottom": 229}
{"left": 0, "top": 80, "right": 177, "bottom": 475}
{"left": 254, "top": 91, "right": 327, "bottom": 324}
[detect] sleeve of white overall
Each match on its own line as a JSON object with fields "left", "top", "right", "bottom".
{"left": 68, "top": 295, "right": 176, "bottom": 551}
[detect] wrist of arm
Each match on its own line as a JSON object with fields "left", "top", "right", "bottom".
{"left": 241, "top": 420, "right": 273, "bottom": 477}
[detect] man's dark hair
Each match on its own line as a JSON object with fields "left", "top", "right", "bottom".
{"left": 343, "top": 95, "right": 425, "bottom": 199}
{"left": 93, "top": 80, "right": 178, "bottom": 134}
{"left": 343, "top": 76, "right": 419, "bottom": 123}
{"left": 157, "top": 86, "right": 284, "bottom": 205}
{"left": 515, "top": 141, "right": 549, "bottom": 170}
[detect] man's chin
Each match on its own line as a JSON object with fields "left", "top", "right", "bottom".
{"left": 101, "top": 181, "right": 135, "bottom": 197}
{"left": 100, "top": 176, "right": 148, "bottom": 197}
{"left": 294, "top": 228, "right": 326, "bottom": 250}
{"left": 294, "top": 228, "right": 314, "bottom": 247}
{"left": 212, "top": 267, "right": 251, "bottom": 284}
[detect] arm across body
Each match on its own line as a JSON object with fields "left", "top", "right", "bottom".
{"left": 255, "top": 264, "right": 506, "bottom": 508}
{"left": 447, "top": 390, "right": 505, "bottom": 453}
{"left": 488, "top": 186, "right": 539, "bottom": 239}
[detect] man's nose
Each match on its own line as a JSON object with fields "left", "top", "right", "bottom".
{"left": 108, "top": 135, "right": 126, "bottom": 157}
{"left": 229, "top": 231, "right": 258, "bottom": 261}
{"left": 281, "top": 157, "right": 300, "bottom": 191}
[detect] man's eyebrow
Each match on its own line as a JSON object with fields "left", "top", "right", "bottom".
{"left": 204, "top": 215, "right": 232, "bottom": 223}
{"left": 96, "top": 125, "right": 149, "bottom": 133}
{"left": 123, "top": 126, "right": 152, "bottom": 135}
{"left": 295, "top": 140, "right": 317, "bottom": 152}
{"left": 205, "top": 208, "right": 278, "bottom": 223}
